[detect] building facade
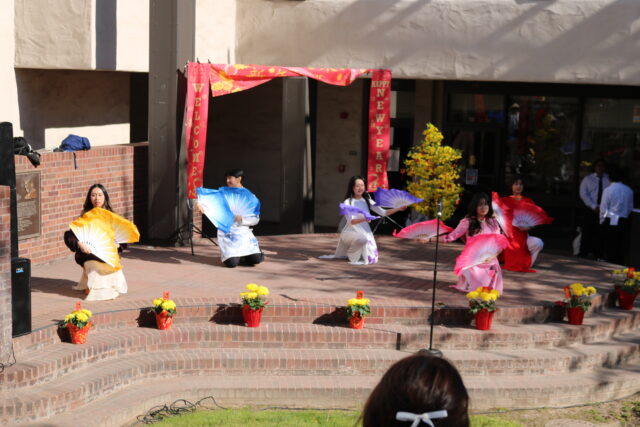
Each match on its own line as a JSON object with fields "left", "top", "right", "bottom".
{"left": 1, "top": 0, "right": 639, "bottom": 237}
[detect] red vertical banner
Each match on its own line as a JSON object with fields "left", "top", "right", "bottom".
{"left": 185, "top": 63, "right": 210, "bottom": 199}
{"left": 367, "top": 70, "right": 392, "bottom": 192}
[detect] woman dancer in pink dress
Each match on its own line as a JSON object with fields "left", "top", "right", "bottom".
{"left": 442, "top": 193, "right": 505, "bottom": 294}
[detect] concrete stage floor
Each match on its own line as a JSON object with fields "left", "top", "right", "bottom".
{"left": 29, "top": 233, "right": 617, "bottom": 330}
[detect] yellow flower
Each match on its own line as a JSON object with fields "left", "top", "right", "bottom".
{"left": 81, "top": 309, "right": 92, "bottom": 317}
{"left": 347, "top": 298, "right": 358, "bottom": 306}
{"left": 76, "top": 313, "right": 88, "bottom": 323}
{"left": 466, "top": 291, "right": 479, "bottom": 299}
{"left": 481, "top": 293, "right": 492, "bottom": 302}
{"left": 246, "top": 283, "right": 259, "bottom": 292}
{"left": 153, "top": 298, "right": 164, "bottom": 307}
{"left": 64, "top": 314, "right": 74, "bottom": 322}
{"left": 246, "top": 292, "right": 258, "bottom": 300}
{"left": 240, "top": 292, "right": 249, "bottom": 298}
{"left": 257, "top": 286, "right": 270, "bottom": 296}
{"left": 573, "top": 288, "right": 583, "bottom": 296}
{"left": 490, "top": 289, "right": 500, "bottom": 297}
{"left": 570, "top": 283, "right": 584, "bottom": 294}
{"left": 585, "top": 287, "right": 596, "bottom": 295}
{"left": 361, "top": 298, "right": 370, "bottom": 305}
{"left": 161, "top": 301, "right": 175, "bottom": 311}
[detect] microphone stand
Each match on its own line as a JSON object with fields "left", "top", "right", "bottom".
{"left": 424, "top": 199, "right": 443, "bottom": 357}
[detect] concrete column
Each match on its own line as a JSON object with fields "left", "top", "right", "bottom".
{"left": 147, "top": 0, "right": 195, "bottom": 242}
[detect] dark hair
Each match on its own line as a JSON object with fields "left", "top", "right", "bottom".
{"left": 225, "top": 169, "right": 244, "bottom": 179}
{"left": 509, "top": 175, "right": 524, "bottom": 187}
{"left": 593, "top": 158, "right": 607, "bottom": 172}
{"left": 607, "top": 165, "right": 626, "bottom": 183}
{"left": 82, "top": 183, "right": 113, "bottom": 214}
{"left": 361, "top": 351, "right": 470, "bottom": 427}
{"left": 344, "top": 175, "right": 372, "bottom": 211}
{"left": 466, "top": 192, "right": 493, "bottom": 236}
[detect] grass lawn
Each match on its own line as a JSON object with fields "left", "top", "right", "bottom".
{"left": 148, "top": 394, "right": 640, "bottom": 426}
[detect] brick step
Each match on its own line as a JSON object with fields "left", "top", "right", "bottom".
{"left": 12, "top": 298, "right": 639, "bottom": 356}
{"left": 3, "top": 322, "right": 640, "bottom": 393}
{"left": 463, "top": 360, "right": 640, "bottom": 410}
{"left": 12, "top": 361, "right": 640, "bottom": 426}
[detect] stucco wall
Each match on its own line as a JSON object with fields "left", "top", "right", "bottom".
{"left": 15, "top": 0, "right": 93, "bottom": 70}
{"left": 315, "top": 80, "right": 364, "bottom": 228}
{"left": 1, "top": 0, "right": 20, "bottom": 128}
{"left": 196, "top": 0, "right": 236, "bottom": 64}
{"left": 15, "top": 0, "right": 149, "bottom": 72}
{"left": 15, "top": 69, "right": 130, "bottom": 150}
{"left": 234, "top": 0, "right": 640, "bottom": 86}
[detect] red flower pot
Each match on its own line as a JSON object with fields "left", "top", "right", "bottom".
{"left": 474, "top": 309, "right": 495, "bottom": 331}
{"left": 567, "top": 306, "right": 585, "bottom": 325}
{"left": 155, "top": 311, "right": 174, "bottom": 330}
{"left": 349, "top": 314, "right": 365, "bottom": 329}
{"left": 615, "top": 288, "right": 639, "bottom": 310}
{"left": 242, "top": 305, "right": 263, "bottom": 327}
{"left": 67, "top": 323, "right": 91, "bottom": 344}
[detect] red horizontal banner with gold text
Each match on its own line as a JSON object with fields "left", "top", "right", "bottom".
{"left": 184, "top": 63, "right": 391, "bottom": 198}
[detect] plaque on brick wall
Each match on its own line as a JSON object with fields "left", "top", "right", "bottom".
{"left": 16, "top": 171, "right": 41, "bottom": 240}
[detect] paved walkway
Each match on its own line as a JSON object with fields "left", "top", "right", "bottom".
{"left": 30, "top": 233, "right": 616, "bottom": 330}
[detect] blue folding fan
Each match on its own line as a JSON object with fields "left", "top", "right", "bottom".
{"left": 196, "top": 187, "right": 235, "bottom": 234}
{"left": 218, "top": 187, "right": 261, "bottom": 217}
{"left": 339, "top": 203, "right": 377, "bottom": 221}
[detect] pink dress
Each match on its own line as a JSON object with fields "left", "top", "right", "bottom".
{"left": 444, "top": 217, "right": 505, "bottom": 294}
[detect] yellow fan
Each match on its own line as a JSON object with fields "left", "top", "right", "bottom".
{"left": 69, "top": 217, "right": 121, "bottom": 270}
{"left": 83, "top": 207, "right": 140, "bottom": 244}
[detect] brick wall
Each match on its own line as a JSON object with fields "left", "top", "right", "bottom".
{"left": 0, "top": 186, "right": 11, "bottom": 360}
{"left": 14, "top": 143, "right": 148, "bottom": 265}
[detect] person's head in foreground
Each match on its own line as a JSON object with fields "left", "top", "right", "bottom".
{"left": 361, "top": 351, "right": 470, "bottom": 427}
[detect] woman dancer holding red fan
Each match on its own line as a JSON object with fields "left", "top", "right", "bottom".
{"left": 500, "top": 177, "right": 549, "bottom": 272}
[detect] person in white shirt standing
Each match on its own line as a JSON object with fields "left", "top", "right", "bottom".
{"left": 599, "top": 166, "right": 634, "bottom": 265}
{"left": 578, "top": 159, "right": 610, "bottom": 259}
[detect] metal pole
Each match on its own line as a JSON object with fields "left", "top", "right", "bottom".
{"left": 427, "top": 199, "right": 443, "bottom": 356}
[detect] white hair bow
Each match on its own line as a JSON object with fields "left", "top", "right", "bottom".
{"left": 396, "top": 410, "right": 448, "bottom": 427}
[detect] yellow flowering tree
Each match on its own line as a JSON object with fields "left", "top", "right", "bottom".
{"left": 241, "top": 283, "right": 270, "bottom": 310}
{"left": 404, "top": 123, "right": 462, "bottom": 220}
{"left": 466, "top": 286, "right": 500, "bottom": 314}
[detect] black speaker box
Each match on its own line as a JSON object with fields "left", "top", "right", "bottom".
{"left": 0, "top": 122, "right": 15, "bottom": 187}
{"left": 11, "top": 257, "right": 31, "bottom": 337}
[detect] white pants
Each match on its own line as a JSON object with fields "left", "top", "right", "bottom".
{"left": 527, "top": 236, "right": 544, "bottom": 267}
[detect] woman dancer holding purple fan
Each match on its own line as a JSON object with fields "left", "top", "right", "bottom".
{"left": 322, "top": 176, "right": 406, "bottom": 265}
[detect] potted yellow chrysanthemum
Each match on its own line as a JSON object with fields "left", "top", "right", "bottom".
{"left": 346, "top": 290, "right": 371, "bottom": 329}
{"left": 466, "top": 287, "right": 500, "bottom": 331}
{"left": 562, "top": 283, "right": 597, "bottom": 325}
{"left": 60, "top": 302, "right": 93, "bottom": 344}
{"left": 150, "top": 291, "right": 177, "bottom": 330}
{"left": 612, "top": 268, "right": 639, "bottom": 310}
{"left": 240, "top": 283, "right": 269, "bottom": 327}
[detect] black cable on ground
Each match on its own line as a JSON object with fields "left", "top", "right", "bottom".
{"left": 135, "top": 396, "right": 227, "bottom": 425}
